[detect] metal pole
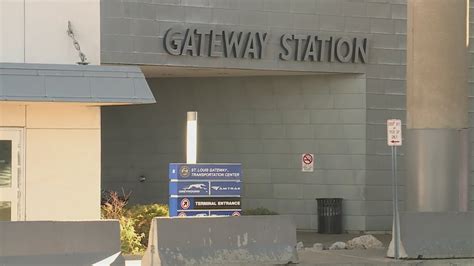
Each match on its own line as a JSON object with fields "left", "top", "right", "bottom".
{"left": 392, "top": 146, "right": 400, "bottom": 259}
{"left": 186, "top": 111, "right": 198, "bottom": 164}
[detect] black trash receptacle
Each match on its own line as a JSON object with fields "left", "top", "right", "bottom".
{"left": 316, "top": 198, "right": 343, "bottom": 234}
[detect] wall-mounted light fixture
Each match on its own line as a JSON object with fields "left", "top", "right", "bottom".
{"left": 187, "top": 111, "right": 198, "bottom": 164}
{"left": 66, "top": 21, "right": 89, "bottom": 65}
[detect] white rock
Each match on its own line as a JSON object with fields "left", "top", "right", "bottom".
{"left": 303, "top": 243, "right": 324, "bottom": 252}
{"left": 312, "top": 243, "right": 324, "bottom": 251}
{"left": 296, "top": 241, "right": 304, "bottom": 251}
{"left": 329, "top": 241, "right": 347, "bottom": 250}
{"left": 346, "top": 235, "right": 384, "bottom": 250}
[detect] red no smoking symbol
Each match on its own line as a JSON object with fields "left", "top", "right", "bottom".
{"left": 303, "top": 154, "right": 313, "bottom": 164}
{"left": 180, "top": 198, "right": 190, "bottom": 210}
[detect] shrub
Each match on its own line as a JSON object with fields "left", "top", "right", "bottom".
{"left": 101, "top": 190, "right": 169, "bottom": 255}
{"left": 242, "top": 207, "right": 278, "bottom": 215}
{"left": 126, "top": 204, "right": 169, "bottom": 247}
{"left": 119, "top": 216, "right": 145, "bottom": 254}
{"left": 101, "top": 190, "right": 130, "bottom": 220}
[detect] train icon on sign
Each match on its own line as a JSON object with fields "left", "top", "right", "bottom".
{"left": 211, "top": 185, "right": 240, "bottom": 191}
{"left": 209, "top": 181, "right": 241, "bottom": 195}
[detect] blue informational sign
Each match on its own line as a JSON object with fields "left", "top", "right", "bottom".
{"left": 175, "top": 210, "right": 241, "bottom": 217}
{"left": 169, "top": 181, "right": 241, "bottom": 197}
{"left": 169, "top": 163, "right": 241, "bottom": 180}
{"left": 169, "top": 163, "right": 242, "bottom": 217}
{"left": 169, "top": 197, "right": 241, "bottom": 216}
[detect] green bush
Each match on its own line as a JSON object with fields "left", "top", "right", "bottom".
{"left": 119, "top": 216, "right": 145, "bottom": 254}
{"left": 242, "top": 207, "right": 278, "bottom": 215}
{"left": 126, "top": 204, "right": 169, "bottom": 247}
{"left": 101, "top": 190, "right": 168, "bottom": 255}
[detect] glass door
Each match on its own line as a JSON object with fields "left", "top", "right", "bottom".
{"left": 0, "top": 129, "right": 22, "bottom": 221}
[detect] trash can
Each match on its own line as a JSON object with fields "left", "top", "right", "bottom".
{"left": 316, "top": 198, "right": 343, "bottom": 234}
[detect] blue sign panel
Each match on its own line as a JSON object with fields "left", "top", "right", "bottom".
{"left": 169, "top": 163, "right": 241, "bottom": 180}
{"left": 176, "top": 211, "right": 210, "bottom": 217}
{"left": 169, "top": 181, "right": 241, "bottom": 197}
{"left": 169, "top": 163, "right": 242, "bottom": 217}
{"left": 169, "top": 197, "right": 241, "bottom": 216}
{"left": 169, "top": 181, "right": 210, "bottom": 196}
{"left": 210, "top": 181, "right": 241, "bottom": 196}
{"left": 210, "top": 210, "right": 241, "bottom": 217}
{"left": 170, "top": 197, "right": 241, "bottom": 210}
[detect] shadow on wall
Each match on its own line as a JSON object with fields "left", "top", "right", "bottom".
{"left": 101, "top": 74, "right": 369, "bottom": 231}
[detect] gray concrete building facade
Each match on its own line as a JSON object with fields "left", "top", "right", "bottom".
{"left": 100, "top": 0, "right": 474, "bottom": 232}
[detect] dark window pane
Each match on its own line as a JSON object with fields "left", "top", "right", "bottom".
{"left": 0, "top": 201, "right": 11, "bottom": 221}
{"left": 0, "top": 140, "right": 12, "bottom": 187}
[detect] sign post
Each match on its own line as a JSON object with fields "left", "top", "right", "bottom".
{"left": 387, "top": 119, "right": 402, "bottom": 259}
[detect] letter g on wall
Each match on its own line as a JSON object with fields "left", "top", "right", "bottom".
{"left": 164, "top": 28, "right": 183, "bottom": 55}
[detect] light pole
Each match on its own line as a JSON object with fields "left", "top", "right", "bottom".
{"left": 186, "top": 111, "right": 198, "bottom": 164}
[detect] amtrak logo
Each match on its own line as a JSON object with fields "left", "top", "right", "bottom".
{"left": 211, "top": 185, "right": 240, "bottom": 192}
{"left": 179, "top": 166, "right": 190, "bottom": 177}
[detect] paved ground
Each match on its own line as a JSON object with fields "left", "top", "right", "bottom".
{"left": 125, "top": 261, "right": 140, "bottom": 266}
{"left": 298, "top": 249, "right": 474, "bottom": 265}
{"left": 296, "top": 232, "right": 473, "bottom": 265}
{"left": 125, "top": 232, "right": 474, "bottom": 265}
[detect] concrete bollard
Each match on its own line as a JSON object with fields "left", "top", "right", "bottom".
{"left": 0, "top": 220, "right": 125, "bottom": 266}
{"left": 141, "top": 215, "right": 299, "bottom": 265}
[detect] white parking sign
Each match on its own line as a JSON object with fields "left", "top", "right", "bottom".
{"left": 387, "top": 119, "right": 402, "bottom": 146}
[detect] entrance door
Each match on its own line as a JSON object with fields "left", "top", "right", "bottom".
{"left": 0, "top": 129, "right": 23, "bottom": 221}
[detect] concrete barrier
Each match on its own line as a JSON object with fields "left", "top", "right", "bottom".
{"left": 388, "top": 212, "right": 474, "bottom": 259}
{"left": 0, "top": 220, "right": 125, "bottom": 266}
{"left": 141, "top": 216, "right": 298, "bottom": 266}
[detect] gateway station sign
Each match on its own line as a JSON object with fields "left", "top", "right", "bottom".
{"left": 164, "top": 28, "right": 368, "bottom": 63}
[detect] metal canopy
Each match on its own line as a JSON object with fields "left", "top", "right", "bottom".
{"left": 0, "top": 63, "right": 155, "bottom": 104}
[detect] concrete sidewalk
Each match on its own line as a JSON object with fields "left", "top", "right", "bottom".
{"left": 297, "top": 232, "right": 473, "bottom": 265}
{"left": 298, "top": 249, "right": 474, "bottom": 265}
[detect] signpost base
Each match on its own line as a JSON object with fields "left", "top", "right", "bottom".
{"left": 387, "top": 222, "right": 408, "bottom": 259}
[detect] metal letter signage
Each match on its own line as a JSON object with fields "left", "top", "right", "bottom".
{"left": 169, "top": 163, "right": 242, "bottom": 217}
{"left": 163, "top": 28, "right": 369, "bottom": 64}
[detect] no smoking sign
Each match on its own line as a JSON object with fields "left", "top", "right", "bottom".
{"left": 301, "top": 153, "right": 314, "bottom": 172}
